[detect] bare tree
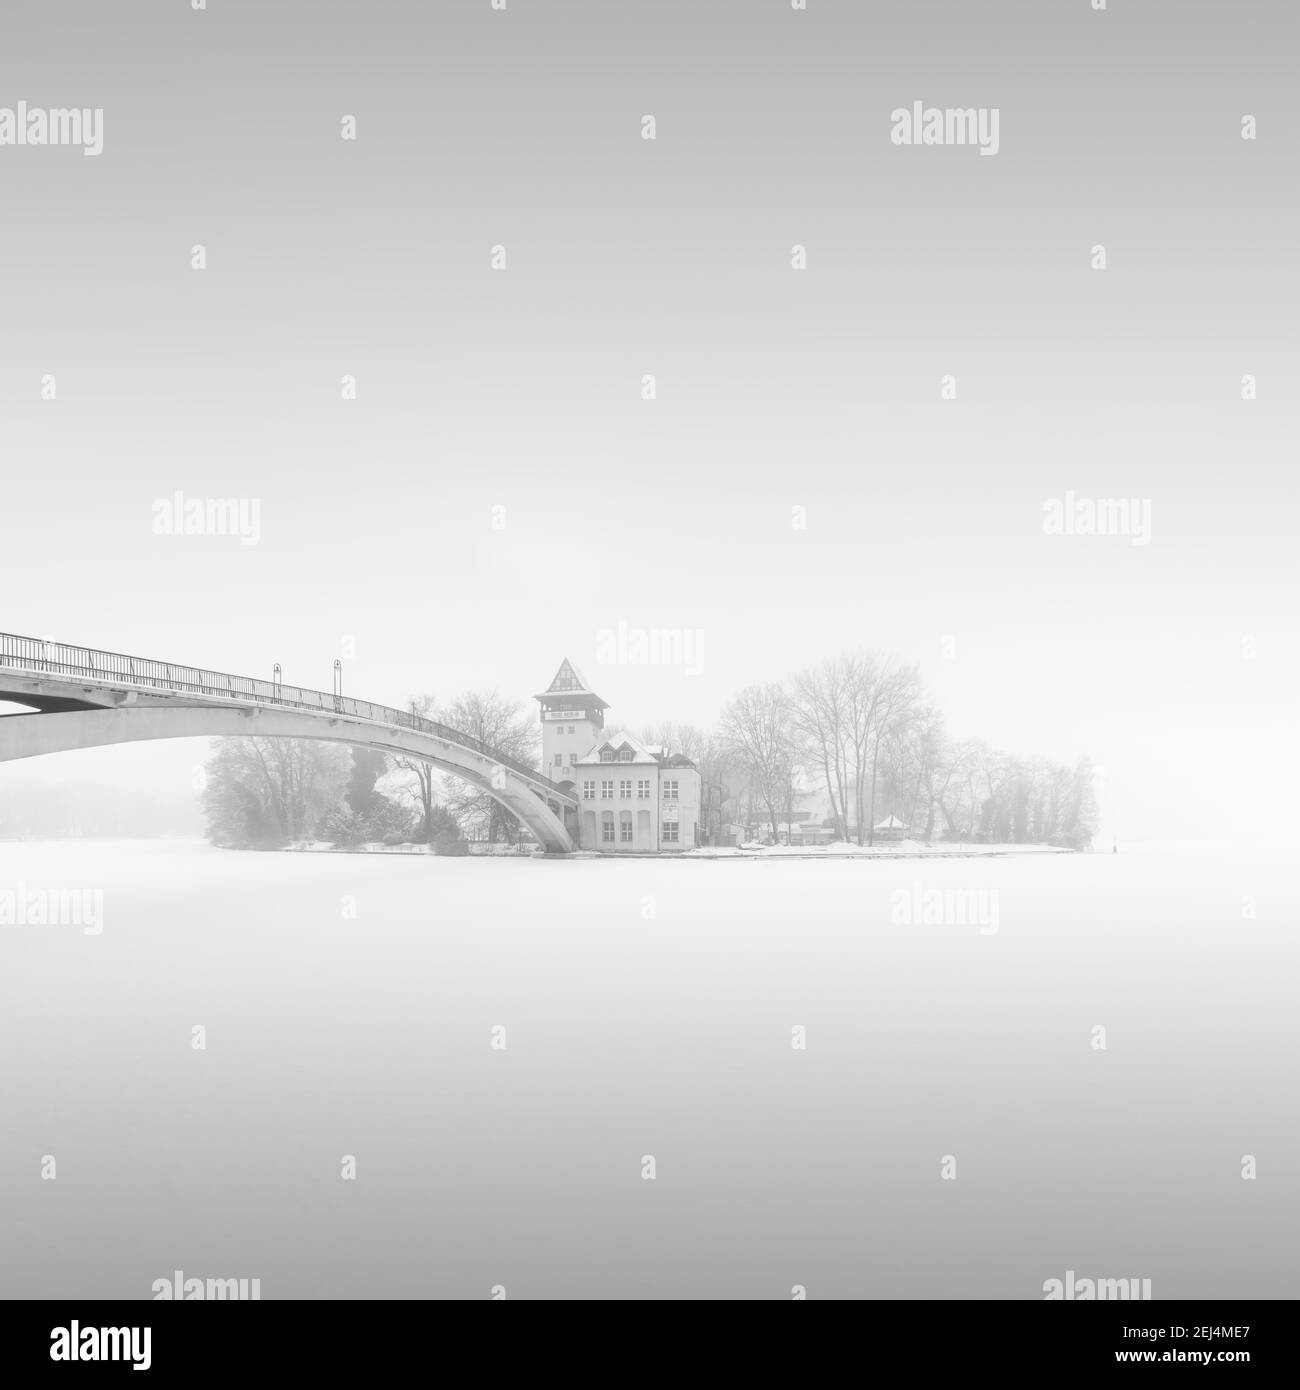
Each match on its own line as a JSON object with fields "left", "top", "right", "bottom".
{"left": 202, "top": 737, "right": 349, "bottom": 847}
{"left": 439, "top": 690, "right": 538, "bottom": 842}
{"left": 915, "top": 729, "right": 977, "bottom": 842}
{"left": 392, "top": 694, "right": 442, "bottom": 843}
{"left": 790, "top": 657, "right": 855, "bottom": 841}
{"left": 860, "top": 662, "right": 922, "bottom": 846}
{"left": 720, "top": 682, "right": 799, "bottom": 843}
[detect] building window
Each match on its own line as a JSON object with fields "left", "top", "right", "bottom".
{"left": 663, "top": 780, "right": 678, "bottom": 801}
{"left": 619, "top": 747, "right": 634, "bottom": 761}
{"left": 602, "top": 819, "right": 616, "bottom": 843}
{"left": 582, "top": 780, "right": 596, "bottom": 800}
{"left": 620, "top": 819, "right": 633, "bottom": 843}
{"left": 662, "top": 821, "right": 679, "bottom": 843}
{"left": 567, "top": 725, "right": 575, "bottom": 734}
{"left": 637, "top": 779, "right": 651, "bottom": 799}
{"left": 554, "top": 753, "right": 562, "bottom": 767}
{"left": 618, "top": 779, "right": 632, "bottom": 799}
{"left": 599, "top": 748, "right": 615, "bottom": 761}
{"left": 601, "top": 780, "right": 613, "bottom": 799}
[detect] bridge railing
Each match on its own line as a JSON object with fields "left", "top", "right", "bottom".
{"left": 0, "top": 632, "right": 563, "bottom": 795}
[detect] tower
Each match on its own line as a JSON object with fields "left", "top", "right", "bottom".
{"left": 534, "top": 659, "right": 608, "bottom": 785}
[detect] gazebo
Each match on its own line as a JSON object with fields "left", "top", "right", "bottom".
{"left": 872, "top": 814, "right": 911, "bottom": 843}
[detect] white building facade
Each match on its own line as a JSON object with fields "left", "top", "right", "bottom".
{"left": 535, "top": 660, "right": 701, "bottom": 853}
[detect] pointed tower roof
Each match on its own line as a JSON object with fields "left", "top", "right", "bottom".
{"left": 535, "top": 658, "right": 609, "bottom": 709}
{"left": 543, "top": 658, "right": 591, "bottom": 694}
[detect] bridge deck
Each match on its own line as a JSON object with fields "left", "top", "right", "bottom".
{"left": 0, "top": 632, "right": 573, "bottom": 805}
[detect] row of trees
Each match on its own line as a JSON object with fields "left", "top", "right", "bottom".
{"left": 713, "top": 652, "right": 1099, "bottom": 848}
{"left": 637, "top": 653, "right": 1098, "bottom": 850}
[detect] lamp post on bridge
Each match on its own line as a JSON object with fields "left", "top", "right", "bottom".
{"left": 333, "top": 658, "right": 343, "bottom": 711}
{"left": 272, "top": 663, "right": 281, "bottom": 698}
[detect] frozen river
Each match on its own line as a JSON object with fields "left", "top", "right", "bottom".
{"left": 1, "top": 838, "right": 1296, "bottom": 1299}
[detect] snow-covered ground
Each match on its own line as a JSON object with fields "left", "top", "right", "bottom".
{"left": 286, "top": 838, "right": 1069, "bottom": 859}
{"left": 285, "top": 840, "right": 535, "bottom": 856}
{"left": 1, "top": 837, "right": 1295, "bottom": 1299}
{"left": 688, "top": 839, "right": 1071, "bottom": 858}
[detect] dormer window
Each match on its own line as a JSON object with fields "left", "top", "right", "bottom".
{"left": 599, "top": 747, "right": 616, "bottom": 762}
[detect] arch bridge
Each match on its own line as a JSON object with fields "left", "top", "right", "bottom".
{"left": 0, "top": 633, "right": 577, "bottom": 853}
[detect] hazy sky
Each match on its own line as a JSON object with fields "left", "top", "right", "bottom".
{"left": 1, "top": 0, "right": 1296, "bottom": 840}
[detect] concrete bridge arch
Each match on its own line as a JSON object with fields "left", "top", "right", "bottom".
{"left": 0, "top": 665, "right": 576, "bottom": 853}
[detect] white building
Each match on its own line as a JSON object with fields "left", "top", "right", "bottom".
{"left": 535, "top": 659, "right": 701, "bottom": 853}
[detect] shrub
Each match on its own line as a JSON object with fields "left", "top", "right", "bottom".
{"left": 319, "top": 798, "right": 418, "bottom": 848}
{"left": 317, "top": 808, "right": 370, "bottom": 847}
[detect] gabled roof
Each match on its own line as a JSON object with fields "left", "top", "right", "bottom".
{"left": 535, "top": 657, "right": 609, "bottom": 708}
{"left": 574, "top": 730, "right": 661, "bottom": 766}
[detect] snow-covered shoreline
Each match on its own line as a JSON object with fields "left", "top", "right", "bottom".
{"left": 273, "top": 838, "right": 1075, "bottom": 860}
{"left": 685, "top": 840, "right": 1075, "bottom": 860}
{"left": 280, "top": 839, "right": 537, "bottom": 856}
